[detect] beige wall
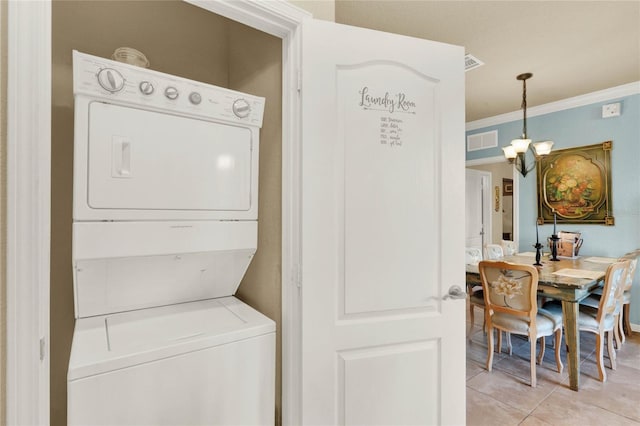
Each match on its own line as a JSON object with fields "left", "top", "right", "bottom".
{"left": 0, "top": 0, "right": 7, "bottom": 423}
{"left": 228, "top": 24, "right": 283, "bottom": 423}
{"left": 469, "top": 162, "right": 514, "bottom": 244}
{"left": 52, "top": 1, "right": 282, "bottom": 424}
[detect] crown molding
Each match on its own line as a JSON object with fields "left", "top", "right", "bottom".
{"left": 466, "top": 81, "right": 640, "bottom": 132}
{"left": 465, "top": 155, "right": 505, "bottom": 167}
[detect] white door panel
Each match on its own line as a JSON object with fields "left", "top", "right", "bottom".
{"left": 301, "top": 19, "right": 465, "bottom": 425}
{"left": 339, "top": 341, "right": 439, "bottom": 425}
{"left": 340, "top": 63, "right": 439, "bottom": 316}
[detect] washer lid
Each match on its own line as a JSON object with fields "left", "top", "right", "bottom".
{"left": 68, "top": 297, "right": 275, "bottom": 381}
{"left": 106, "top": 298, "right": 243, "bottom": 353}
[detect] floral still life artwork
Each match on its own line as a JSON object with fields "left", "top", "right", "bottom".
{"left": 537, "top": 141, "right": 614, "bottom": 225}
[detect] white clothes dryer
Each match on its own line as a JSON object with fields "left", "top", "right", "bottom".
{"left": 67, "top": 51, "right": 274, "bottom": 425}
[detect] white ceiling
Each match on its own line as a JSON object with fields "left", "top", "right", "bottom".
{"left": 334, "top": 1, "right": 640, "bottom": 122}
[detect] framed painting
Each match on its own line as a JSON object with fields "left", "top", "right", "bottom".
{"left": 537, "top": 141, "right": 614, "bottom": 225}
{"left": 502, "top": 178, "right": 513, "bottom": 196}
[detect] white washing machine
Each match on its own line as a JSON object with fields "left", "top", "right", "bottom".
{"left": 67, "top": 51, "right": 275, "bottom": 425}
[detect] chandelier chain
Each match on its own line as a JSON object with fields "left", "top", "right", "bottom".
{"left": 521, "top": 78, "right": 527, "bottom": 138}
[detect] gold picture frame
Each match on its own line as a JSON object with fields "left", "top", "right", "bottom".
{"left": 536, "top": 141, "right": 614, "bottom": 225}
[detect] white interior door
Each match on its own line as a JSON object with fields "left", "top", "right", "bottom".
{"left": 301, "top": 20, "right": 465, "bottom": 425}
{"left": 465, "top": 168, "right": 491, "bottom": 249}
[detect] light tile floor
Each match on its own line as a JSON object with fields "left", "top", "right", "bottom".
{"left": 466, "top": 305, "right": 640, "bottom": 425}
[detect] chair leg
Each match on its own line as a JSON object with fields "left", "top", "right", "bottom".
{"left": 537, "top": 336, "right": 546, "bottom": 365}
{"left": 497, "top": 331, "right": 503, "bottom": 354}
{"left": 530, "top": 336, "right": 537, "bottom": 388}
{"left": 619, "top": 308, "right": 626, "bottom": 344}
{"left": 468, "top": 303, "right": 475, "bottom": 340}
{"left": 613, "top": 314, "right": 622, "bottom": 349}
{"left": 554, "top": 328, "right": 564, "bottom": 374}
{"left": 623, "top": 303, "right": 633, "bottom": 337}
{"left": 486, "top": 327, "right": 494, "bottom": 372}
{"left": 608, "top": 330, "right": 617, "bottom": 371}
{"left": 506, "top": 333, "right": 512, "bottom": 356}
{"left": 595, "top": 332, "right": 607, "bottom": 382}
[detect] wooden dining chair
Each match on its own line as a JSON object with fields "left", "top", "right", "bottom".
{"left": 465, "top": 247, "right": 483, "bottom": 265}
{"left": 545, "top": 260, "right": 630, "bottom": 382}
{"left": 501, "top": 240, "right": 518, "bottom": 256}
{"left": 580, "top": 257, "right": 636, "bottom": 347}
{"left": 484, "top": 244, "right": 504, "bottom": 260}
{"left": 466, "top": 247, "right": 485, "bottom": 339}
{"left": 478, "top": 260, "right": 563, "bottom": 387}
{"left": 619, "top": 258, "right": 637, "bottom": 341}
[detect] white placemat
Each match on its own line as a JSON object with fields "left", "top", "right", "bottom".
{"left": 552, "top": 268, "right": 604, "bottom": 279}
{"left": 517, "top": 252, "right": 536, "bottom": 257}
{"left": 584, "top": 256, "right": 618, "bottom": 264}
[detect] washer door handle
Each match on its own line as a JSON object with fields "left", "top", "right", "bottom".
{"left": 112, "top": 136, "right": 132, "bottom": 178}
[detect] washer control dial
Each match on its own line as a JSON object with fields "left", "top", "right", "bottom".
{"left": 139, "top": 81, "right": 154, "bottom": 95}
{"left": 164, "top": 86, "right": 179, "bottom": 100}
{"left": 232, "top": 99, "right": 251, "bottom": 118}
{"left": 97, "top": 68, "right": 125, "bottom": 93}
{"left": 189, "top": 92, "right": 202, "bottom": 105}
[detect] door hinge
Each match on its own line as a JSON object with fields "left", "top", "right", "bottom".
{"left": 39, "top": 337, "right": 45, "bottom": 361}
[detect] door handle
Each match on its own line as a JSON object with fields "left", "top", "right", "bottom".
{"left": 442, "top": 285, "right": 466, "bottom": 300}
{"left": 112, "top": 136, "right": 132, "bottom": 178}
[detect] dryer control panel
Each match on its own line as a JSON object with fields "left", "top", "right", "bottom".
{"left": 73, "top": 50, "right": 265, "bottom": 128}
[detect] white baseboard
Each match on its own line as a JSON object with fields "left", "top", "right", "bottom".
{"left": 631, "top": 323, "right": 640, "bottom": 333}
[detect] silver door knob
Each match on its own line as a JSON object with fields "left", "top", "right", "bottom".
{"left": 443, "top": 285, "right": 466, "bottom": 300}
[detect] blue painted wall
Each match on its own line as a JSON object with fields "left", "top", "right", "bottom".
{"left": 466, "top": 93, "right": 640, "bottom": 323}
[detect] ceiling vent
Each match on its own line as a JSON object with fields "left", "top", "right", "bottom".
{"left": 464, "top": 54, "right": 484, "bottom": 72}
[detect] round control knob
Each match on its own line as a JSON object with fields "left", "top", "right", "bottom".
{"left": 232, "top": 99, "right": 251, "bottom": 118}
{"left": 164, "top": 86, "right": 179, "bottom": 100}
{"left": 139, "top": 81, "right": 154, "bottom": 95}
{"left": 97, "top": 68, "right": 125, "bottom": 93}
{"left": 189, "top": 92, "right": 202, "bottom": 105}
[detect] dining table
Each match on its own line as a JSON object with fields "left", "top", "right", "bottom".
{"left": 466, "top": 252, "right": 617, "bottom": 391}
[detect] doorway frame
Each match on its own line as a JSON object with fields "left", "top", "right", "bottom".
{"left": 5, "top": 0, "right": 309, "bottom": 424}
{"left": 6, "top": 1, "right": 51, "bottom": 424}
{"left": 465, "top": 156, "right": 520, "bottom": 246}
{"left": 465, "top": 168, "right": 492, "bottom": 249}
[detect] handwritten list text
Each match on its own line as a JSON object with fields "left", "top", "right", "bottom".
{"left": 379, "top": 116, "right": 404, "bottom": 147}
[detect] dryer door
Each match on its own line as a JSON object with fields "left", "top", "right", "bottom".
{"left": 76, "top": 101, "right": 258, "bottom": 220}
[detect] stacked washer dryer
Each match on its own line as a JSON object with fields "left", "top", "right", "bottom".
{"left": 67, "top": 51, "right": 275, "bottom": 425}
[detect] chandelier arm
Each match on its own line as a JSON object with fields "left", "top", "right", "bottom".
{"left": 515, "top": 146, "right": 540, "bottom": 177}
{"left": 524, "top": 160, "right": 537, "bottom": 176}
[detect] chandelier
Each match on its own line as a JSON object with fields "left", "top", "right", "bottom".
{"left": 502, "top": 73, "right": 554, "bottom": 177}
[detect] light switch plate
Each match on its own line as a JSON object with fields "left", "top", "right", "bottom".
{"left": 602, "top": 102, "right": 621, "bottom": 118}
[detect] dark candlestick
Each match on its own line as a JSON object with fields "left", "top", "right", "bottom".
{"left": 534, "top": 219, "right": 542, "bottom": 266}
{"left": 549, "top": 234, "right": 560, "bottom": 261}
